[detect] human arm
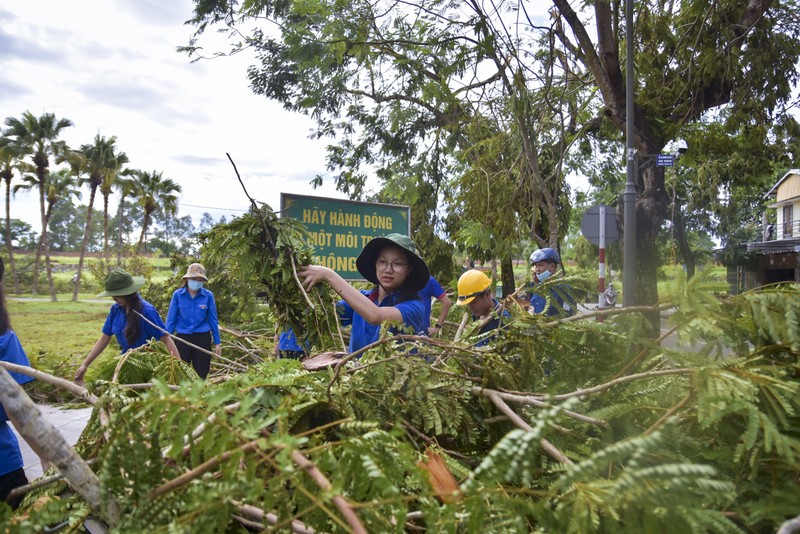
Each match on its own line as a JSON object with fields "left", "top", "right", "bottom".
{"left": 74, "top": 334, "right": 112, "bottom": 383}
{"left": 207, "top": 292, "right": 222, "bottom": 354}
{"left": 428, "top": 293, "right": 453, "bottom": 335}
{"left": 299, "top": 265, "right": 403, "bottom": 324}
{"left": 160, "top": 334, "right": 181, "bottom": 359}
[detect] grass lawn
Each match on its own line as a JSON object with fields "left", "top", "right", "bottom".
{"left": 8, "top": 298, "right": 114, "bottom": 404}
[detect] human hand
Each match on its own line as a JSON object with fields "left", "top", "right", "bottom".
{"left": 74, "top": 365, "right": 87, "bottom": 384}
{"left": 298, "top": 265, "right": 332, "bottom": 290}
{"left": 215, "top": 345, "right": 222, "bottom": 357}
{"left": 428, "top": 326, "right": 441, "bottom": 336}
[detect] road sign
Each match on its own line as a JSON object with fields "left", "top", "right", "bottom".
{"left": 580, "top": 204, "right": 619, "bottom": 245}
{"left": 281, "top": 193, "right": 411, "bottom": 280}
{"left": 656, "top": 153, "right": 674, "bottom": 167}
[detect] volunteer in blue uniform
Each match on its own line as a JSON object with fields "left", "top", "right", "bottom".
{"left": 166, "top": 263, "right": 221, "bottom": 379}
{"left": 419, "top": 275, "right": 453, "bottom": 336}
{"left": 276, "top": 327, "right": 309, "bottom": 359}
{"left": 299, "top": 233, "right": 429, "bottom": 353}
{"left": 455, "top": 269, "right": 510, "bottom": 346}
{"left": 75, "top": 269, "right": 180, "bottom": 384}
{"left": 528, "top": 248, "right": 576, "bottom": 317}
{"left": 0, "top": 258, "right": 43, "bottom": 508}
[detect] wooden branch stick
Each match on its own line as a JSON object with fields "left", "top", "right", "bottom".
{"left": 542, "top": 303, "right": 675, "bottom": 327}
{"left": 0, "top": 367, "right": 119, "bottom": 525}
{"left": 643, "top": 392, "right": 693, "bottom": 435}
{"left": 290, "top": 254, "right": 316, "bottom": 310}
{"left": 482, "top": 388, "right": 573, "bottom": 465}
{"left": 0, "top": 360, "right": 97, "bottom": 405}
{"left": 234, "top": 502, "right": 316, "bottom": 534}
{"left": 544, "top": 368, "right": 695, "bottom": 401}
{"left": 454, "top": 312, "right": 470, "bottom": 342}
{"left": 289, "top": 449, "right": 367, "bottom": 534}
{"left": 150, "top": 439, "right": 262, "bottom": 498}
{"left": 474, "top": 387, "right": 607, "bottom": 427}
{"left": 7, "top": 458, "right": 98, "bottom": 501}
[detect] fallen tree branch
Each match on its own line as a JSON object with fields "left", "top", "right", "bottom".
{"left": 474, "top": 387, "right": 607, "bottom": 427}
{"left": 0, "top": 361, "right": 97, "bottom": 405}
{"left": 0, "top": 367, "right": 119, "bottom": 525}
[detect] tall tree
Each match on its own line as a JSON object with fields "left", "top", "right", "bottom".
{"left": 131, "top": 170, "right": 182, "bottom": 253}
{"left": 115, "top": 173, "right": 139, "bottom": 265}
{"left": 99, "top": 146, "right": 129, "bottom": 255}
{"left": 0, "top": 136, "right": 23, "bottom": 293}
{"left": 3, "top": 111, "right": 73, "bottom": 294}
{"left": 182, "top": 0, "right": 587, "bottom": 293}
{"left": 69, "top": 135, "right": 124, "bottom": 301}
{"left": 548, "top": 0, "right": 800, "bottom": 320}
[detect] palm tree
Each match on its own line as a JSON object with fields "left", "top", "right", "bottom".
{"left": 114, "top": 172, "right": 138, "bottom": 266}
{"left": 0, "top": 136, "right": 23, "bottom": 293}
{"left": 99, "top": 146, "right": 129, "bottom": 256}
{"left": 132, "top": 170, "right": 182, "bottom": 253}
{"left": 69, "top": 135, "right": 125, "bottom": 301}
{"left": 14, "top": 169, "right": 78, "bottom": 300}
{"left": 3, "top": 111, "right": 73, "bottom": 294}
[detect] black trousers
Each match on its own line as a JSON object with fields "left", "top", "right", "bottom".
{"left": 0, "top": 467, "right": 28, "bottom": 509}
{"left": 175, "top": 332, "right": 212, "bottom": 379}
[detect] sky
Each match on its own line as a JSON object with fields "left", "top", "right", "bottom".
{"left": 1, "top": 0, "right": 349, "bottom": 233}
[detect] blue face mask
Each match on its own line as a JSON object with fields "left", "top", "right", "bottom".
{"left": 188, "top": 280, "right": 204, "bottom": 291}
{"left": 536, "top": 269, "right": 552, "bottom": 283}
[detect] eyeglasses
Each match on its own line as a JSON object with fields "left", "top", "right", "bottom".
{"left": 376, "top": 259, "right": 409, "bottom": 271}
{"left": 457, "top": 289, "right": 489, "bottom": 302}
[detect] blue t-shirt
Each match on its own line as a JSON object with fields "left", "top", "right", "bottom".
{"left": 472, "top": 299, "right": 512, "bottom": 347}
{"left": 278, "top": 327, "right": 310, "bottom": 352}
{"left": 529, "top": 283, "right": 577, "bottom": 317}
{"left": 336, "top": 289, "right": 427, "bottom": 353}
{"left": 1, "top": 329, "right": 35, "bottom": 477}
{"left": 102, "top": 297, "right": 169, "bottom": 353}
{"left": 418, "top": 276, "right": 446, "bottom": 328}
{"left": 165, "top": 287, "right": 221, "bottom": 344}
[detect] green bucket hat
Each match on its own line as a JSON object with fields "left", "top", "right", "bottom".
{"left": 356, "top": 233, "right": 430, "bottom": 292}
{"left": 97, "top": 268, "right": 145, "bottom": 297}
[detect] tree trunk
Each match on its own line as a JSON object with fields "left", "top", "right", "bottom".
{"left": 500, "top": 253, "right": 515, "bottom": 298}
{"left": 116, "top": 195, "right": 125, "bottom": 266}
{"left": 103, "top": 192, "right": 110, "bottom": 258}
{"left": 42, "top": 207, "right": 57, "bottom": 302}
{"left": 137, "top": 211, "right": 151, "bottom": 253}
{"left": 73, "top": 187, "right": 98, "bottom": 302}
{"left": 634, "top": 169, "right": 668, "bottom": 338}
{"left": 671, "top": 209, "right": 696, "bottom": 280}
{"left": 4, "top": 178, "right": 20, "bottom": 294}
{"left": 0, "top": 367, "right": 119, "bottom": 525}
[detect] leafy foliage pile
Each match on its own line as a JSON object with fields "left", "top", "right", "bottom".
{"left": 4, "top": 274, "right": 799, "bottom": 532}
{"left": 201, "top": 203, "right": 341, "bottom": 348}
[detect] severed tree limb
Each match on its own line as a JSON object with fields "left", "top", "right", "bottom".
{"left": 777, "top": 514, "right": 800, "bottom": 534}
{"left": 474, "top": 387, "right": 607, "bottom": 427}
{"left": 7, "top": 458, "right": 98, "bottom": 501}
{"left": 454, "top": 311, "right": 470, "bottom": 342}
{"left": 0, "top": 360, "right": 97, "bottom": 405}
{"left": 289, "top": 254, "right": 316, "bottom": 310}
{"left": 233, "top": 501, "right": 316, "bottom": 534}
{"left": 0, "top": 367, "right": 119, "bottom": 525}
{"left": 289, "top": 449, "right": 367, "bottom": 534}
{"left": 482, "top": 388, "right": 573, "bottom": 465}
{"left": 543, "top": 368, "right": 695, "bottom": 401}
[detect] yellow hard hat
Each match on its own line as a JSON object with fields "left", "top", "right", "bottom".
{"left": 456, "top": 269, "right": 491, "bottom": 305}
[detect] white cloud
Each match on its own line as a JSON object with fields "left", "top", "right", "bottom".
{"left": 2, "top": 0, "right": 348, "bottom": 233}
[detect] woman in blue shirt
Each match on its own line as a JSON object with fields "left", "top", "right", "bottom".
{"left": 0, "top": 258, "right": 43, "bottom": 508}
{"left": 74, "top": 269, "right": 179, "bottom": 384}
{"left": 299, "top": 233, "right": 429, "bottom": 353}
{"left": 165, "top": 263, "right": 221, "bottom": 379}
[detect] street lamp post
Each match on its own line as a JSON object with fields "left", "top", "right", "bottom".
{"left": 623, "top": 0, "right": 637, "bottom": 307}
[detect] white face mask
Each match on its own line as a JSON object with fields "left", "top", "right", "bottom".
{"left": 188, "top": 280, "right": 204, "bottom": 291}
{"left": 536, "top": 269, "right": 552, "bottom": 283}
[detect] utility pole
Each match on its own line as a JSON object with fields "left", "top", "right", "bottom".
{"left": 623, "top": 0, "right": 637, "bottom": 307}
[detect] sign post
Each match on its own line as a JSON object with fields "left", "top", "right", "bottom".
{"left": 581, "top": 204, "right": 620, "bottom": 320}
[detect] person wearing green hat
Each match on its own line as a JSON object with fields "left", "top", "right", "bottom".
{"left": 299, "top": 233, "right": 430, "bottom": 353}
{"left": 74, "top": 268, "right": 180, "bottom": 384}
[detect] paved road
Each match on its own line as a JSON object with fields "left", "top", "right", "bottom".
{"left": 12, "top": 404, "right": 93, "bottom": 481}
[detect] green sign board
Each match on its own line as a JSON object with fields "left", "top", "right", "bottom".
{"left": 280, "top": 193, "right": 411, "bottom": 280}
